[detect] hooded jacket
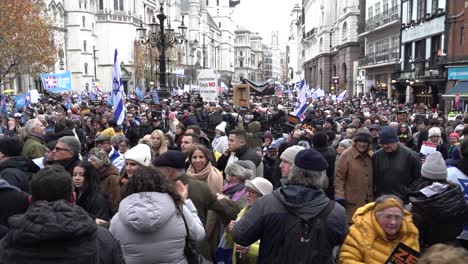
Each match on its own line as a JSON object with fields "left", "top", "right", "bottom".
{"left": 0, "top": 179, "right": 29, "bottom": 238}
{"left": 0, "top": 156, "right": 39, "bottom": 193}
{"left": 110, "top": 192, "right": 205, "bottom": 264}
{"left": 232, "top": 185, "right": 348, "bottom": 264}
{"left": 409, "top": 183, "right": 468, "bottom": 248}
{"left": 339, "top": 202, "right": 419, "bottom": 264}
{"left": 0, "top": 200, "right": 99, "bottom": 263}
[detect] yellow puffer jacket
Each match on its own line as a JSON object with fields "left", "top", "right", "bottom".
{"left": 229, "top": 207, "right": 259, "bottom": 264}
{"left": 339, "top": 202, "right": 419, "bottom": 264}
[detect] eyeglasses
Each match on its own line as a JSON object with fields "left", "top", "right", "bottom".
{"left": 53, "top": 146, "right": 72, "bottom": 152}
{"left": 379, "top": 214, "right": 403, "bottom": 221}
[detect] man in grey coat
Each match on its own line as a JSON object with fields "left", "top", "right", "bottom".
{"left": 232, "top": 148, "right": 348, "bottom": 264}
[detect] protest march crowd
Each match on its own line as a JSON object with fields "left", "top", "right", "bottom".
{"left": 1, "top": 87, "right": 468, "bottom": 264}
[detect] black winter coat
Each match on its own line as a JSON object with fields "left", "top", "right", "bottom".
{"left": 217, "top": 144, "right": 261, "bottom": 172}
{"left": 409, "top": 183, "right": 468, "bottom": 248}
{"left": 0, "top": 200, "right": 125, "bottom": 264}
{"left": 315, "top": 146, "right": 337, "bottom": 200}
{"left": 0, "top": 156, "right": 39, "bottom": 193}
{"left": 0, "top": 180, "right": 29, "bottom": 238}
{"left": 372, "top": 144, "right": 421, "bottom": 203}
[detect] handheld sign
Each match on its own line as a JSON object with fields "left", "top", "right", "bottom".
{"left": 385, "top": 242, "right": 420, "bottom": 264}
{"left": 233, "top": 84, "right": 250, "bottom": 107}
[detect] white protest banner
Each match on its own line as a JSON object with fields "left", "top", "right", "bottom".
{"left": 197, "top": 69, "right": 218, "bottom": 102}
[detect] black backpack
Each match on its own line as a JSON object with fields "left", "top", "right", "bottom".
{"left": 271, "top": 191, "right": 335, "bottom": 264}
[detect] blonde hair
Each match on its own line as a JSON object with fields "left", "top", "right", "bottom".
{"left": 418, "top": 244, "right": 468, "bottom": 264}
{"left": 151, "top": 129, "right": 168, "bottom": 155}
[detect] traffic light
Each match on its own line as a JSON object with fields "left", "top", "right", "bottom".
{"left": 332, "top": 77, "right": 339, "bottom": 85}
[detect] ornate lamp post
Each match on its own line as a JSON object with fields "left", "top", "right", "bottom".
{"left": 136, "top": 0, "right": 187, "bottom": 99}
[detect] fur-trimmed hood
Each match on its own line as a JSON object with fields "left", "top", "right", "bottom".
{"left": 225, "top": 160, "right": 256, "bottom": 180}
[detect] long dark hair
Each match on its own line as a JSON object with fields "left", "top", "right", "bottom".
{"left": 124, "top": 166, "right": 183, "bottom": 211}
{"left": 73, "top": 161, "right": 101, "bottom": 206}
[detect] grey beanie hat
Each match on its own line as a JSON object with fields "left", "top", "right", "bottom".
{"left": 225, "top": 160, "right": 256, "bottom": 180}
{"left": 421, "top": 151, "right": 447, "bottom": 180}
{"left": 280, "top": 145, "right": 305, "bottom": 164}
{"left": 339, "top": 139, "right": 354, "bottom": 149}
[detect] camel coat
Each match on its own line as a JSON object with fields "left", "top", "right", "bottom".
{"left": 334, "top": 143, "right": 373, "bottom": 223}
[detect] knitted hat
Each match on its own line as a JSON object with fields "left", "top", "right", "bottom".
{"left": 369, "top": 124, "right": 381, "bottom": 131}
{"left": 88, "top": 148, "right": 111, "bottom": 167}
{"left": 125, "top": 144, "right": 152, "bottom": 166}
{"left": 153, "top": 150, "right": 186, "bottom": 169}
{"left": 215, "top": 121, "right": 227, "bottom": 134}
{"left": 294, "top": 148, "right": 328, "bottom": 171}
{"left": 246, "top": 177, "right": 273, "bottom": 196}
{"left": 312, "top": 132, "right": 328, "bottom": 148}
{"left": 339, "top": 139, "right": 353, "bottom": 149}
{"left": 280, "top": 145, "right": 305, "bottom": 164}
{"left": 455, "top": 124, "right": 464, "bottom": 133}
{"left": 354, "top": 128, "right": 372, "bottom": 143}
{"left": 225, "top": 160, "right": 256, "bottom": 180}
{"left": 449, "top": 132, "right": 460, "bottom": 141}
{"left": 421, "top": 151, "right": 447, "bottom": 180}
{"left": 379, "top": 126, "right": 399, "bottom": 144}
{"left": 95, "top": 134, "right": 111, "bottom": 143}
{"left": 375, "top": 197, "right": 404, "bottom": 213}
{"left": 428, "top": 127, "right": 442, "bottom": 138}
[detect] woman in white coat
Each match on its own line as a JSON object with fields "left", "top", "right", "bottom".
{"left": 110, "top": 165, "right": 205, "bottom": 264}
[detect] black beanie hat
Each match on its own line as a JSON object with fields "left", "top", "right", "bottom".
{"left": 294, "top": 149, "right": 328, "bottom": 171}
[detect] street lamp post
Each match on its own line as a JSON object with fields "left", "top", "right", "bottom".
{"left": 136, "top": 0, "right": 187, "bottom": 99}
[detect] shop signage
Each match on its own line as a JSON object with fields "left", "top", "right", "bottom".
{"left": 448, "top": 67, "right": 468, "bottom": 80}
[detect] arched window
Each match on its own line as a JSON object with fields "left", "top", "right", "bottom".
{"left": 342, "top": 63, "right": 347, "bottom": 83}
{"left": 333, "top": 64, "right": 337, "bottom": 77}
{"left": 342, "top": 22, "right": 348, "bottom": 41}
{"left": 206, "top": 0, "right": 209, "bottom": 6}
{"left": 84, "top": 63, "right": 88, "bottom": 74}
{"left": 82, "top": 16, "right": 86, "bottom": 28}
{"left": 83, "top": 40, "right": 87, "bottom": 51}
{"left": 319, "top": 37, "right": 323, "bottom": 51}
{"left": 98, "top": 0, "right": 104, "bottom": 10}
{"left": 84, "top": 0, "right": 87, "bottom": 9}
{"left": 79, "top": 0, "right": 82, "bottom": 9}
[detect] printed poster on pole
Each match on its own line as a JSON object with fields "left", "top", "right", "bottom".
{"left": 197, "top": 69, "right": 218, "bottom": 103}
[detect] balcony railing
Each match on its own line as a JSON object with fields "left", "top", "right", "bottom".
{"left": 359, "top": 51, "right": 399, "bottom": 66}
{"left": 365, "top": 6, "right": 399, "bottom": 32}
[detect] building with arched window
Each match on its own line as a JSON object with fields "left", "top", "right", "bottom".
{"left": 300, "top": 0, "right": 362, "bottom": 96}
{"left": 0, "top": 0, "right": 239, "bottom": 93}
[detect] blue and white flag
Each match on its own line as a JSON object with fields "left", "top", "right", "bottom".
{"left": 293, "top": 79, "right": 308, "bottom": 117}
{"left": 336, "top": 90, "right": 347, "bottom": 102}
{"left": 112, "top": 49, "right": 125, "bottom": 125}
{"left": 135, "top": 87, "right": 145, "bottom": 101}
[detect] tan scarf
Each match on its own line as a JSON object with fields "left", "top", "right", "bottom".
{"left": 187, "top": 162, "right": 223, "bottom": 194}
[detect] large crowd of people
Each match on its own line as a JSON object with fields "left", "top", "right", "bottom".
{"left": 0, "top": 91, "right": 468, "bottom": 263}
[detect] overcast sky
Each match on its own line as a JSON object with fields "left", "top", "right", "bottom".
{"left": 232, "top": 0, "right": 300, "bottom": 50}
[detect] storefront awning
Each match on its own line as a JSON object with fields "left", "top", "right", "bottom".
{"left": 443, "top": 81, "right": 468, "bottom": 98}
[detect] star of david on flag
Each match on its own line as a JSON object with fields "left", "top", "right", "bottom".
{"left": 44, "top": 76, "right": 58, "bottom": 89}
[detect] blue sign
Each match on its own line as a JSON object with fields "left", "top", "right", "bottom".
{"left": 40, "top": 72, "right": 72, "bottom": 92}
{"left": 448, "top": 67, "right": 468, "bottom": 80}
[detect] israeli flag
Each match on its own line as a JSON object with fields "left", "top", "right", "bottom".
{"left": 336, "top": 90, "right": 347, "bottom": 102}
{"left": 293, "top": 79, "right": 308, "bottom": 117}
{"left": 112, "top": 49, "right": 125, "bottom": 125}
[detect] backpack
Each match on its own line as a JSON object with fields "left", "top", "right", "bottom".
{"left": 271, "top": 191, "right": 335, "bottom": 264}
